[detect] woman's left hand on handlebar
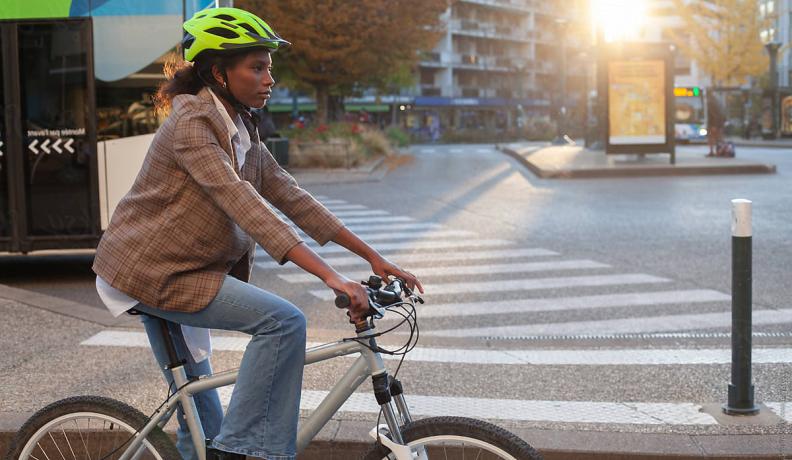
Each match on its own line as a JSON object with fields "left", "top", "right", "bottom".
{"left": 370, "top": 255, "right": 424, "bottom": 294}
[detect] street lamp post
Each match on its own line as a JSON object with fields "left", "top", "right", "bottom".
{"left": 764, "top": 42, "right": 781, "bottom": 139}
{"left": 552, "top": 17, "right": 574, "bottom": 145}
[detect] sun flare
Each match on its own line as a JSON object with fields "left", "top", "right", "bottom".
{"left": 591, "top": 0, "right": 649, "bottom": 42}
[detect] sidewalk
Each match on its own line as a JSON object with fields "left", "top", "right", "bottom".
{"left": 729, "top": 137, "right": 792, "bottom": 149}
{"left": 1, "top": 288, "right": 790, "bottom": 459}
{"left": 498, "top": 143, "right": 777, "bottom": 179}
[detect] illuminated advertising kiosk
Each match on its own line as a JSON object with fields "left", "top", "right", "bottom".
{"left": 601, "top": 42, "right": 676, "bottom": 164}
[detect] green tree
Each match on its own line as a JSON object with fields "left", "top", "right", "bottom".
{"left": 669, "top": 0, "right": 768, "bottom": 87}
{"left": 238, "top": 0, "right": 447, "bottom": 123}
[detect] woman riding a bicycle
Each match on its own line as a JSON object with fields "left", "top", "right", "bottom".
{"left": 91, "top": 7, "right": 422, "bottom": 460}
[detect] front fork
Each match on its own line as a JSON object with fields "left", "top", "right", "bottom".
{"left": 370, "top": 373, "right": 428, "bottom": 460}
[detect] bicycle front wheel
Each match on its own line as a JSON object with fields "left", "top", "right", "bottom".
{"left": 5, "top": 395, "right": 179, "bottom": 460}
{"left": 361, "top": 416, "right": 542, "bottom": 460}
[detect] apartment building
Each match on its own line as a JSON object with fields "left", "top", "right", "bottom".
{"left": 409, "top": 0, "right": 590, "bottom": 135}
{"left": 759, "top": 0, "right": 790, "bottom": 87}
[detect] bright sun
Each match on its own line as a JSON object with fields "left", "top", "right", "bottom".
{"left": 591, "top": 0, "right": 649, "bottom": 42}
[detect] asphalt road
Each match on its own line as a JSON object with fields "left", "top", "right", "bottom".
{"left": 2, "top": 143, "right": 791, "bottom": 453}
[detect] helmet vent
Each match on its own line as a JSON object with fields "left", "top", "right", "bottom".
{"left": 213, "top": 14, "right": 236, "bottom": 21}
{"left": 206, "top": 27, "right": 239, "bottom": 39}
{"left": 238, "top": 23, "right": 257, "bottom": 35}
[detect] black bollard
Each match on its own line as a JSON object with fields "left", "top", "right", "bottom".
{"left": 723, "top": 199, "right": 760, "bottom": 415}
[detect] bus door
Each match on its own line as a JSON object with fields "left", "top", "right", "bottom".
{"left": 0, "top": 19, "right": 100, "bottom": 253}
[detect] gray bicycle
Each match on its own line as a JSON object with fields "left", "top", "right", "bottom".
{"left": 5, "top": 277, "right": 542, "bottom": 460}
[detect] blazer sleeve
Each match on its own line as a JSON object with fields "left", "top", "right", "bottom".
{"left": 257, "top": 142, "right": 345, "bottom": 246}
{"left": 173, "top": 111, "right": 303, "bottom": 264}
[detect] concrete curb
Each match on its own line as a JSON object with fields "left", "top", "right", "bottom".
{"left": 497, "top": 145, "right": 777, "bottom": 179}
{"left": 730, "top": 140, "right": 792, "bottom": 149}
{"left": 287, "top": 156, "right": 388, "bottom": 186}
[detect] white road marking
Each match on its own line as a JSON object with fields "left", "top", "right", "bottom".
{"left": 329, "top": 222, "right": 446, "bottom": 233}
{"left": 301, "top": 230, "right": 475, "bottom": 246}
{"left": 340, "top": 216, "right": 414, "bottom": 224}
{"left": 279, "top": 259, "right": 609, "bottom": 283}
{"left": 322, "top": 204, "right": 368, "bottom": 211}
{"left": 216, "top": 387, "right": 719, "bottom": 425}
{"left": 279, "top": 209, "right": 390, "bottom": 218}
{"left": 310, "top": 273, "right": 668, "bottom": 300}
{"left": 80, "top": 331, "right": 792, "bottom": 365}
{"left": 254, "top": 247, "right": 558, "bottom": 270}
{"left": 423, "top": 308, "right": 792, "bottom": 338}
{"left": 765, "top": 403, "right": 792, "bottom": 422}
{"left": 406, "top": 289, "right": 731, "bottom": 319}
{"left": 264, "top": 239, "right": 514, "bottom": 258}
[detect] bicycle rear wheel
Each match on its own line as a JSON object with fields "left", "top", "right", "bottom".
{"left": 361, "top": 416, "right": 542, "bottom": 460}
{"left": 5, "top": 395, "right": 179, "bottom": 460}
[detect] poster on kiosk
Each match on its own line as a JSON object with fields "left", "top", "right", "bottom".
{"left": 603, "top": 42, "right": 676, "bottom": 164}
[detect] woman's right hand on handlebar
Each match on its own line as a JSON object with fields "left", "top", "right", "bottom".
{"left": 325, "top": 274, "right": 369, "bottom": 322}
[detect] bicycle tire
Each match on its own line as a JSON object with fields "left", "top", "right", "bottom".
{"left": 5, "top": 395, "right": 180, "bottom": 460}
{"left": 360, "top": 416, "right": 542, "bottom": 460}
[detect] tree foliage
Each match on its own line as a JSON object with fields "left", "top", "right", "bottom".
{"left": 238, "top": 0, "right": 447, "bottom": 122}
{"left": 669, "top": 0, "right": 769, "bottom": 87}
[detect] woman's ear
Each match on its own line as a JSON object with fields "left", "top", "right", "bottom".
{"left": 210, "top": 64, "right": 225, "bottom": 87}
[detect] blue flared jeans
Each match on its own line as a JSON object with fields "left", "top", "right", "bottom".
{"left": 135, "top": 275, "right": 307, "bottom": 459}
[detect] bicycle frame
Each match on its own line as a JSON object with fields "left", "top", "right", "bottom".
{"left": 117, "top": 327, "right": 413, "bottom": 460}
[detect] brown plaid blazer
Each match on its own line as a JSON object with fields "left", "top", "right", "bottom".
{"left": 93, "top": 87, "right": 344, "bottom": 313}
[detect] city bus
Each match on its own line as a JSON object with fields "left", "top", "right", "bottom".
{"left": 0, "top": 0, "right": 216, "bottom": 254}
{"left": 673, "top": 86, "right": 707, "bottom": 143}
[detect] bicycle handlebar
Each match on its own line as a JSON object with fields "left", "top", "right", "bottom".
{"left": 334, "top": 277, "right": 405, "bottom": 312}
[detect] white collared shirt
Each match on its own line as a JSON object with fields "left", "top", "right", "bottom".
{"left": 94, "top": 88, "right": 253, "bottom": 363}
{"left": 207, "top": 88, "right": 251, "bottom": 169}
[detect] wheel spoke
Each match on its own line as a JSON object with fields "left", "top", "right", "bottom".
{"left": 95, "top": 420, "right": 104, "bottom": 460}
{"left": 60, "top": 426, "right": 78, "bottom": 460}
{"left": 35, "top": 442, "right": 52, "bottom": 460}
{"left": 47, "top": 431, "right": 67, "bottom": 460}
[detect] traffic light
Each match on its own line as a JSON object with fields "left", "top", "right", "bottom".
{"left": 674, "top": 87, "right": 701, "bottom": 97}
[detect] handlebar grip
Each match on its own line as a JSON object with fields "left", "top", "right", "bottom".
{"left": 335, "top": 294, "right": 351, "bottom": 309}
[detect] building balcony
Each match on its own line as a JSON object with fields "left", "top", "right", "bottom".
{"left": 449, "top": 19, "right": 533, "bottom": 43}
{"left": 457, "top": 0, "right": 533, "bottom": 14}
{"left": 452, "top": 53, "right": 511, "bottom": 72}
{"left": 421, "top": 87, "right": 442, "bottom": 97}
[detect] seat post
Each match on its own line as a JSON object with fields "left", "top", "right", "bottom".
{"left": 155, "top": 316, "right": 185, "bottom": 369}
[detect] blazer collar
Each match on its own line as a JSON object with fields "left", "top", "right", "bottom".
{"left": 192, "top": 87, "right": 239, "bottom": 172}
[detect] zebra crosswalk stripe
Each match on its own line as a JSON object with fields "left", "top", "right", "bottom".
{"left": 406, "top": 289, "right": 731, "bottom": 319}
{"left": 422, "top": 308, "right": 792, "bottom": 338}
{"left": 339, "top": 216, "right": 414, "bottom": 224}
{"left": 302, "top": 230, "right": 475, "bottom": 245}
{"left": 79, "top": 331, "right": 792, "bottom": 365}
{"left": 332, "top": 222, "right": 445, "bottom": 233}
{"left": 254, "top": 247, "right": 559, "bottom": 270}
{"left": 213, "top": 388, "right": 719, "bottom": 425}
{"left": 277, "top": 209, "right": 389, "bottom": 219}
{"left": 310, "top": 273, "right": 669, "bottom": 300}
{"left": 261, "top": 239, "right": 514, "bottom": 258}
{"left": 279, "top": 259, "right": 610, "bottom": 283}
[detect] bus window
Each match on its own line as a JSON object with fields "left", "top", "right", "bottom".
{"left": 0, "top": 30, "right": 8, "bottom": 238}
{"left": 674, "top": 88, "right": 706, "bottom": 142}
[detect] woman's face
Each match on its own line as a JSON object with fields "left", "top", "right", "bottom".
{"left": 219, "top": 49, "right": 274, "bottom": 109}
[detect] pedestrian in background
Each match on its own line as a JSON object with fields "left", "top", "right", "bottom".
{"left": 706, "top": 91, "right": 726, "bottom": 157}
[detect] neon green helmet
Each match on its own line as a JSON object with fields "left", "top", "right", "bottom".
{"left": 182, "top": 7, "right": 290, "bottom": 62}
